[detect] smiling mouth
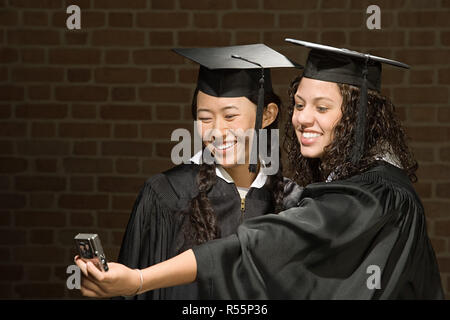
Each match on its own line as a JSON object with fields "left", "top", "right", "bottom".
{"left": 302, "top": 132, "right": 322, "bottom": 139}
{"left": 212, "top": 141, "right": 237, "bottom": 151}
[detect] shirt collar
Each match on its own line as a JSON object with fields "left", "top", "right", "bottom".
{"left": 190, "top": 151, "right": 268, "bottom": 189}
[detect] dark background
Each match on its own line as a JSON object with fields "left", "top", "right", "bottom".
{"left": 0, "top": 0, "right": 449, "bottom": 299}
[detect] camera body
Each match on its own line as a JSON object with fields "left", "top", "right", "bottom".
{"left": 74, "top": 233, "right": 109, "bottom": 272}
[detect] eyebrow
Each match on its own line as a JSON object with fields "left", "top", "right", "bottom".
{"left": 197, "top": 105, "right": 239, "bottom": 113}
{"left": 295, "top": 94, "right": 335, "bottom": 104}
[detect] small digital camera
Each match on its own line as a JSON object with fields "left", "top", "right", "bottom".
{"left": 74, "top": 233, "right": 109, "bottom": 272}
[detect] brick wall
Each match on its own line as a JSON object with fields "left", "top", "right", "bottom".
{"left": 0, "top": 0, "right": 449, "bottom": 299}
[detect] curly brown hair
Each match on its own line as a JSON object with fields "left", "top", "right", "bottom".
{"left": 182, "top": 88, "right": 285, "bottom": 248}
{"left": 283, "top": 75, "right": 418, "bottom": 186}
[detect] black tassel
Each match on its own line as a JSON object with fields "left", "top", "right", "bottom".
{"left": 351, "top": 58, "right": 369, "bottom": 164}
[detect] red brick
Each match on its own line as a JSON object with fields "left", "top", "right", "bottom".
{"left": 440, "top": 147, "right": 450, "bottom": 161}
{"left": 133, "top": 49, "right": 184, "bottom": 65}
{"left": 0, "top": 158, "right": 27, "bottom": 173}
{"left": 410, "top": 70, "right": 435, "bottom": 85}
{"left": 394, "top": 87, "right": 448, "bottom": 104}
{"left": 112, "top": 87, "right": 136, "bottom": 101}
{"left": 0, "top": 48, "right": 18, "bottom": 63}
{"left": 396, "top": 49, "right": 450, "bottom": 65}
{"left": 409, "top": 107, "right": 436, "bottom": 122}
{"left": 112, "top": 195, "right": 136, "bottom": 210}
{"left": 429, "top": 237, "right": 447, "bottom": 254}
{"left": 193, "top": 13, "right": 218, "bottom": 28}
{"left": 63, "top": 158, "right": 113, "bottom": 173}
{"left": 105, "top": 50, "right": 129, "bottom": 64}
{"left": 30, "top": 194, "right": 54, "bottom": 209}
{"left": 7, "top": 30, "right": 60, "bottom": 45}
{"left": 55, "top": 86, "right": 108, "bottom": 102}
{"left": 16, "top": 104, "right": 67, "bottom": 119}
{"left": 417, "top": 164, "right": 450, "bottom": 179}
{"left": 100, "top": 105, "right": 151, "bottom": 120}
{"left": 116, "top": 158, "right": 139, "bottom": 174}
{"left": 0, "top": 122, "right": 27, "bottom": 137}
{"left": 435, "top": 220, "right": 450, "bottom": 237}
{"left": 151, "top": 0, "right": 174, "bottom": 9}
{"left": 69, "top": 212, "right": 94, "bottom": 227}
{"left": 26, "top": 265, "right": 51, "bottom": 281}
{"left": 222, "top": 13, "right": 275, "bottom": 29}
{"left": 71, "top": 105, "right": 97, "bottom": 119}
{"left": 437, "top": 257, "right": 450, "bottom": 272}
{"left": 108, "top": 12, "right": 133, "bottom": 28}
{"left": 0, "top": 193, "right": 25, "bottom": 209}
{"left": 12, "top": 67, "right": 63, "bottom": 82}
{"left": 413, "top": 182, "right": 432, "bottom": 198}
{"left": 23, "top": 11, "right": 48, "bottom": 26}
{"left": 179, "top": 0, "right": 232, "bottom": 10}
{"left": 10, "top": 0, "right": 62, "bottom": 8}
{"left": 93, "top": 0, "right": 146, "bottom": 8}
{"left": 156, "top": 105, "right": 181, "bottom": 120}
{"left": 151, "top": 68, "right": 175, "bottom": 83}
{"left": 139, "top": 86, "right": 191, "bottom": 103}
{"left": 65, "top": 32, "right": 88, "bottom": 45}
{"left": 67, "top": 69, "right": 91, "bottom": 82}
{"left": 155, "top": 142, "right": 175, "bottom": 157}
{"left": 94, "top": 67, "right": 147, "bottom": 84}
{"left": 20, "top": 48, "right": 45, "bottom": 64}
{"left": 102, "top": 141, "right": 153, "bottom": 157}
{"left": 137, "top": 12, "right": 189, "bottom": 28}
{"left": 411, "top": 146, "right": 434, "bottom": 162}
{"left": 306, "top": 12, "right": 362, "bottom": 28}
{"left": 73, "top": 141, "right": 97, "bottom": 155}
{"left": 0, "top": 265, "right": 23, "bottom": 281}
{"left": 436, "top": 183, "right": 450, "bottom": 199}
{"left": 142, "top": 123, "right": 192, "bottom": 139}
{"left": 59, "top": 123, "right": 110, "bottom": 138}
{"left": 17, "top": 141, "right": 70, "bottom": 156}
{"left": 98, "top": 211, "right": 130, "bottom": 229}
{"left": 14, "top": 246, "right": 66, "bottom": 264}
{"left": 35, "top": 159, "right": 57, "bottom": 172}
{"left": 438, "top": 107, "right": 450, "bottom": 123}
{"left": 235, "top": 31, "right": 262, "bottom": 45}
{"left": 98, "top": 177, "right": 144, "bottom": 193}
{"left": 409, "top": 31, "right": 436, "bottom": 46}
{"left": 30, "top": 119, "right": 54, "bottom": 137}
{"left": 399, "top": 12, "right": 450, "bottom": 28}
{"left": 0, "top": 10, "right": 18, "bottom": 26}
{"left": 438, "top": 68, "right": 450, "bottom": 84}
{"left": 0, "top": 85, "right": 24, "bottom": 101}
{"left": 58, "top": 194, "right": 109, "bottom": 210}
{"left": 0, "top": 105, "right": 11, "bottom": 119}
{"left": 92, "top": 30, "right": 145, "bottom": 47}
{"left": 30, "top": 229, "right": 54, "bottom": 244}
{"left": 178, "top": 31, "right": 232, "bottom": 46}
{"left": 0, "top": 230, "right": 26, "bottom": 245}
{"left": 114, "top": 123, "right": 138, "bottom": 138}
{"left": 70, "top": 176, "right": 94, "bottom": 192}
{"left": 149, "top": 31, "right": 174, "bottom": 46}
{"left": 49, "top": 48, "right": 101, "bottom": 65}
{"left": 16, "top": 176, "right": 66, "bottom": 192}
{"left": 350, "top": 31, "right": 405, "bottom": 47}
{"left": 28, "top": 85, "right": 51, "bottom": 100}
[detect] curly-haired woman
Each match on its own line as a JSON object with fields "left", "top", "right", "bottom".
{"left": 75, "top": 40, "right": 443, "bottom": 299}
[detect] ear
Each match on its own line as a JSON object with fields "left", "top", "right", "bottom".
{"left": 261, "top": 103, "right": 279, "bottom": 128}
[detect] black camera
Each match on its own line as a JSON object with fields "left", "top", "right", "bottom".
{"left": 74, "top": 233, "right": 109, "bottom": 272}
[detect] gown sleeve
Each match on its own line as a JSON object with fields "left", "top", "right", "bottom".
{"left": 116, "top": 174, "right": 181, "bottom": 300}
{"left": 192, "top": 169, "right": 444, "bottom": 299}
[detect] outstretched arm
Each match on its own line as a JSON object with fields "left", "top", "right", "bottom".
{"left": 75, "top": 249, "right": 197, "bottom": 298}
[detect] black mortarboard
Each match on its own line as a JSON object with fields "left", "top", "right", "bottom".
{"left": 173, "top": 44, "right": 300, "bottom": 172}
{"left": 285, "top": 38, "right": 409, "bottom": 164}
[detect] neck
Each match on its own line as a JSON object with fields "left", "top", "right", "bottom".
{"left": 223, "top": 164, "right": 258, "bottom": 188}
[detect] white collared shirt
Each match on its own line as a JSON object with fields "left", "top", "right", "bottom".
{"left": 189, "top": 151, "right": 269, "bottom": 198}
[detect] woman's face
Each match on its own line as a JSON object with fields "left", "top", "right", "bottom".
{"left": 196, "top": 91, "right": 276, "bottom": 168}
{"left": 292, "top": 77, "right": 343, "bottom": 159}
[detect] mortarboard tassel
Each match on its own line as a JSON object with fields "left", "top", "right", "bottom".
{"left": 230, "top": 54, "right": 264, "bottom": 173}
{"left": 351, "top": 56, "right": 369, "bottom": 164}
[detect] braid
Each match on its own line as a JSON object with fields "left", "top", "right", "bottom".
{"left": 183, "top": 158, "right": 220, "bottom": 248}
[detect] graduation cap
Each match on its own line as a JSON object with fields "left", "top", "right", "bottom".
{"left": 285, "top": 38, "right": 409, "bottom": 164}
{"left": 173, "top": 44, "right": 300, "bottom": 172}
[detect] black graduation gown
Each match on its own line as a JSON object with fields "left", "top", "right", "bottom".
{"left": 192, "top": 161, "right": 444, "bottom": 299}
{"left": 116, "top": 163, "right": 302, "bottom": 300}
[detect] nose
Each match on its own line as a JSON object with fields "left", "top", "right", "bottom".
{"left": 292, "top": 104, "right": 314, "bottom": 128}
{"left": 204, "top": 118, "right": 229, "bottom": 143}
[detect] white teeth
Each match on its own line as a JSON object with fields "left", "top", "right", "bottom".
{"left": 303, "top": 132, "right": 321, "bottom": 138}
{"left": 215, "top": 141, "right": 236, "bottom": 150}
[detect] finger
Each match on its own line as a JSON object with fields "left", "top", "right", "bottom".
{"left": 75, "top": 257, "right": 88, "bottom": 277}
{"left": 81, "top": 277, "right": 107, "bottom": 297}
{"left": 86, "top": 261, "right": 106, "bottom": 282}
{"left": 80, "top": 285, "right": 100, "bottom": 298}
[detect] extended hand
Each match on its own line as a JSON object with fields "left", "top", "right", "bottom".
{"left": 74, "top": 256, "right": 141, "bottom": 298}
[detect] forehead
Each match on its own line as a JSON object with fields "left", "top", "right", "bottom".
{"left": 296, "top": 77, "right": 342, "bottom": 101}
{"left": 196, "top": 91, "right": 255, "bottom": 111}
